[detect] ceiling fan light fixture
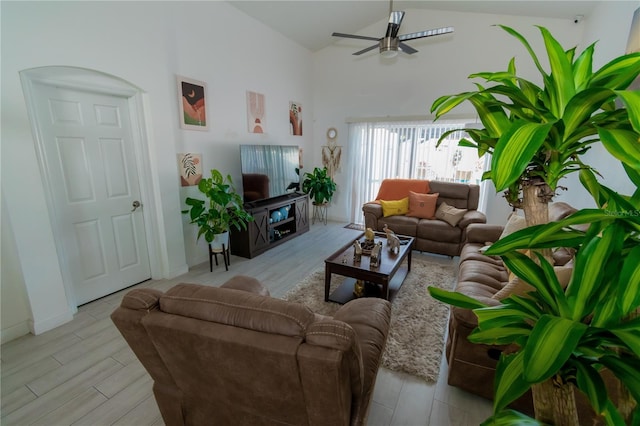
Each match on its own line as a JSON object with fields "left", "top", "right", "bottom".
{"left": 379, "top": 37, "right": 399, "bottom": 58}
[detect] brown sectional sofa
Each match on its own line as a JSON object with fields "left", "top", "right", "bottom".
{"left": 363, "top": 179, "right": 486, "bottom": 256}
{"left": 447, "top": 202, "right": 619, "bottom": 421}
{"left": 111, "top": 275, "right": 391, "bottom": 426}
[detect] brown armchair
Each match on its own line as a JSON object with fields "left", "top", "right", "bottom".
{"left": 111, "top": 276, "right": 391, "bottom": 426}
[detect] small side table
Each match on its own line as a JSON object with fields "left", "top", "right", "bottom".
{"left": 312, "top": 202, "right": 328, "bottom": 225}
{"left": 209, "top": 243, "right": 230, "bottom": 272}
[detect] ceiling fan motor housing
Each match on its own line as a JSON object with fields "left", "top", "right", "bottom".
{"left": 379, "top": 37, "right": 399, "bottom": 56}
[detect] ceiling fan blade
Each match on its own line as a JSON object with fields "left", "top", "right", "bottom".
{"left": 399, "top": 42, "right": 418, "bottom": 55}
{"left": 353, "top": 44, "right": 380, "bottom": 55}
{"left": 332, "top": 32, "right": 381, "bottom": 41}
{"left": 385, "top": 11, "right": 405, "bottom": 38}
{"left": 399, "top": 26, "right": 454, "bottom": 42}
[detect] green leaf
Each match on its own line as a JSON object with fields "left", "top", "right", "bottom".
{"left": 601, "top": 399, "right": 628, "bottom": 426}
{"left": 599, "top": 127, "right": 640, "bottom": 173}
{"left": 431, "top": 92, "right": 475, "bottom": 117}
{"left": 480, "top": 409, "right": 542, "bottom": 426}
{"left": 469, "top": 325, "right": 531, "bottom": 345}
{"left": 468, "top": 94, "right": 512, "bottom": 138}
{"left": 539, "top": 26, "right": 575, "bottom": 117}
{"left": 491, "top": 121, "right": 555, "bottom": 191}
{"left": 579, "top": 168, "right": 608, "bottom": 208}
{"left": 610, "top": 328, "right": 640, "bottom": 355}
{"left": 619, "top": 245, "right": 640, "bottom": 316}
{"left": 561, "top": 88, "right": 615, "bottom": 143}
{"left": 501, "top": 252, "right": 559, "bottom": 313}
{"left": 492, "top": 351, "right": 531, "bottom": 413}
{"left": 616, "top": 90, "right": 640, "bottom": 133}
{"left": 496, "top": 25, "right": 546, "bottom": 79}
{"left": 427, "top": 287, "right": 487, "bottom": 310}
{"left": 599, "top": 355, "right": 640, "bottom": 403}
{"left": 569, "top": 224, "right": 623, "bottom": 320}
{"left": 475, "top": 304, "right": 539, "bottom": 325}
{"left": 522, "top": 314, "right": 588, "bottom": 382}
{"left": 572, "top": 42, "right": 595, "bottom": 91}
{"left": 486, "top": 225, "right": 584, "bottom": 255}
{"left": 574, "top": 361, "right": 607, "bottom": 413}
{"left": 589, "top": 52, "right": 640, "bottom": 90}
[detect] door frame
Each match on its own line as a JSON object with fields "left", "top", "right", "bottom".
{"left": 20, "top": 66, "right": 163, "bottom": 309}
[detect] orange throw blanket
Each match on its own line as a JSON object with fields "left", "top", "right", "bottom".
{"left": 373, "top": 179, "right": 431, "bottom": 202}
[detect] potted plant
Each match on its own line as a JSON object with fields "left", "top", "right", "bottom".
{"left": 302, "top": 167, "right": 336, "bottom": 205}
{"left": 428, "top": 25, "right": 640, "bottom": 425}
{"left": 182, "top": 169, "right": 253, "bottom": 248}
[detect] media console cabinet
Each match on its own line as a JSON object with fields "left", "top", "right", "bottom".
{"left": 230, "top": 192, "right": 309, "bottom": 258}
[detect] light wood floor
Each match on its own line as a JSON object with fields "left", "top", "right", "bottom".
{"left": 1, "top": 222, "right": 492, "bottom": 425}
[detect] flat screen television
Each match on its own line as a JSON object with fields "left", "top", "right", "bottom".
{"left": 239, "top": 144, "right": 300, "bottom": 203}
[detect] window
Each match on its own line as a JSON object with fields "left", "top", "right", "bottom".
{"left": 346, "top": 119, "right": 488, "bottom": 223}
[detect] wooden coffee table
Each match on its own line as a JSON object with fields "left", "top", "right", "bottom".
{"left": 324, "top": 231, "right": 414, "bottom": 304}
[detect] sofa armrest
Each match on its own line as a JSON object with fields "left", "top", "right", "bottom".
{"left": 333, "top": 298, "right": 391, "bottom": 395}
{"left": 465, "top": 223, "right": 504, "bottom": 244}
{"left": 458, "top": 210, "right": 487, "bottom": 229}
{"left": 363, "top": 202, "right": 383, "bottom": 230}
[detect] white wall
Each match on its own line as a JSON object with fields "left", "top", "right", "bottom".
{"left": 311, "top": 5, "right": 633, "bottom": 224}
{"left": 1, "top": 1, "right": 314, "bottom": 339}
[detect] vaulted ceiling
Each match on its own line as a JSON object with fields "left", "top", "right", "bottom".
{"left": 228, "top": 1, "right": 600, "bottom": 52}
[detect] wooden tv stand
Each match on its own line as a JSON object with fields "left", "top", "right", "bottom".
{"left": 230, "top": 192, "right": 309, "bottom": 258}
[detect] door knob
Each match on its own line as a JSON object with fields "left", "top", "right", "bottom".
{"left": 131, "top": 200, "right": 141, "bottom": 212}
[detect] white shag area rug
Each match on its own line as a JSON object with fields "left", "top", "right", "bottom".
{"left": 282, "top": 257, "right": 456, "bottom": 382}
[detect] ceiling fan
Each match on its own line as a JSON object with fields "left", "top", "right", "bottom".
{"left": 331, "top": 0, "right": 454, "bottom": 58}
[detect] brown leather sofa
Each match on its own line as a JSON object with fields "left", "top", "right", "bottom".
{"left": 111, "top": 275, "right": 391, "bottom": 426}
{"left": 363, "top": 179, "right": 486, "bottom": 256}
{"left": 446, "top": 202, "right": 611, "bottom": 417}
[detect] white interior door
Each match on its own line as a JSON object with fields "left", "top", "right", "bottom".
{"left": 30, "top": 82, "right": 151, "bottom": 305}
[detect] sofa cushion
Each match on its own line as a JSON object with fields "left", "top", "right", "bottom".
{"left": 417, "top": 218, "right": 462, "bottom": 241}
{"left": 435, "top": 202, "right": 468, "bottom": 227}
{"left": 380, "top": 197, "right": 409, "bottom": 217}
{"left": 499, "top": 213, "right": 527, "bottom": 239}
{"left": 493, "top": 265, "right": 573, "bottom": 300}
{"left": 375, "top": 179, "right": 430, "bottom": 201}
{"left": 378, "top": 215, "right": 419, "bottom": 236}
{"left": 407, "top": 191, "right": 438, "bottom": 219}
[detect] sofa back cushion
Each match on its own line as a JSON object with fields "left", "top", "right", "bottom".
{"left": 375, "top": 179, "right": 430, "bottom": 201}
{"left": 429, "top": 181, "right": 480, "bottom": 210}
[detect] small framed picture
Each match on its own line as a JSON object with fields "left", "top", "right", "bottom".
{"left": 177, "top": 76, "right": 208, "bottom": 131}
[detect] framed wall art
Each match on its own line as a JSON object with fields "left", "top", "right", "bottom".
{"left": 289, "top": 101, "right": 302, "bottom": 136}
{"left": 247, "top": 90, "right": 266, "bottom": 134}
{"left": 177, "top": 153, "right": 203, "bottom": 186}
{"left": 177, "top": 76, "right": 208, "bottom": 130}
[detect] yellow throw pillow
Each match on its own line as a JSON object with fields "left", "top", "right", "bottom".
{"left": 380, "top": 197, "right": 409, "bottom": 217}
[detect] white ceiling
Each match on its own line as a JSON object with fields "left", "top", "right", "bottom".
{"left": 228, "top": 1, "right": 600, "bottom": 52}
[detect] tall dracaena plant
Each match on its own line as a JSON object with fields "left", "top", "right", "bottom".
{"left": 429, "top": 25, "right": 640, "bottom": 425}
{"left": 431, "top": 25, "right": 640, "bottom": 228}
{"left": 430, "top": 166, "right": 640, "bottom": 425}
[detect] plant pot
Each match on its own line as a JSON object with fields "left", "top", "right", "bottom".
{"left": 209, "top": 231, "right": 229, "bottom": 252}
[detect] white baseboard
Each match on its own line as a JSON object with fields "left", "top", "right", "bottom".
{"left": 166, "top": 263, "right": 189, "bottom": 279}
{"left": 0, "top": 321, "right": 31, "bottom": 344}
{"left": 29, "top": 310, "right": 74, "bottom": 335}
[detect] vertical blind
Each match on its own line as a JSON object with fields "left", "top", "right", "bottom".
{"left": 346, "top": 119, "right": 487, "bottom": 223}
